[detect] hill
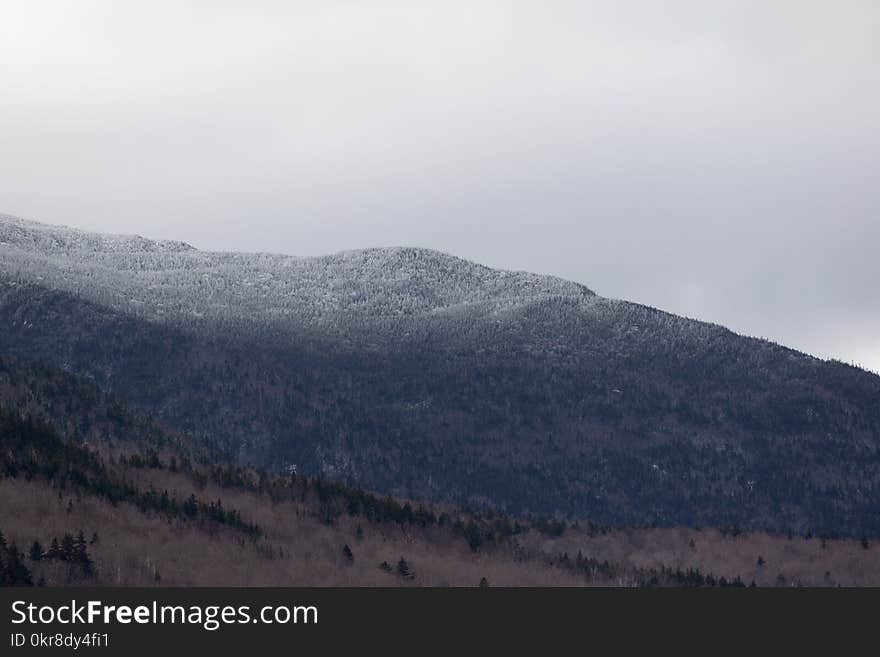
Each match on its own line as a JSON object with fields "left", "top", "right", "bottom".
{"left": 3, "top": 403, "right": 878, "bottom": 587}
{"left": 1, "top": 213, "right": 879, "bottom": 536}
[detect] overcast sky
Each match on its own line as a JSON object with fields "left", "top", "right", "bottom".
{"left": 1, "top": 1, "right": 878, "bottom": 372}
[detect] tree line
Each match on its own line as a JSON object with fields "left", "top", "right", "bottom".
{"left": 0, "top": 409, "right": 261, "bottom": 538}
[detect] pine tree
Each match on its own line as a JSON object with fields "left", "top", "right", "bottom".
{"left": 70, "top": 531, "right": 94, "bottom": 576}
{"left": 29, "top": 540, "right": 44, "bottom": 561}
{"left": 1, "top": 544, "right": 34, "bottom": 586}
{"left": 397, "top": 557, "right": 414, "bottom": 580}
{"left": 183, "top": 494, "right": 198, "bottom": 518}
{"left": 74, "top": 531, "right": 87, "bottom": 558}
{"left": 61, "top": 533, "right": 75, "bottom": 562}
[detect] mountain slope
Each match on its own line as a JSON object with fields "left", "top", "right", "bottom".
{"left": 1, "top": 213, "right": 879, "bottom": 536}
{"left": 0, "top": 351, "right": 202, "bottom": 457}
{"left": 2, "top": 392, "right": 879, "bottom": 588}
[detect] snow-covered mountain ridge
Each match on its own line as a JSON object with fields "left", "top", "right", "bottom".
{"left": 0, "top": 213, "right": 594, "bottom": 327}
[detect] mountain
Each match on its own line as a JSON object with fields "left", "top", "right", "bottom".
{"left": 0, "top": 356, "right": 875, "bottom": 588}
{"left": 1, "top": 213, "right": 879, "bottom": 536}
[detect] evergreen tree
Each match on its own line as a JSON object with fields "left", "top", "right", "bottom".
{"left": 397, "top": 557, "right": 414, "bottom": 580}
{"left": 74, "top": 530, "right": 87, "bottom": 555}
{"left": 183, "top": 494, "right": 198, "bottom": 518}
{"left": 61, "top": 533, "right": 75, "bottom": 562}
{"left": 1, "top": 544, "right": 34, "bottom": 586}
{"left": 29, "top": 540, "right": 44, "bottom": 561}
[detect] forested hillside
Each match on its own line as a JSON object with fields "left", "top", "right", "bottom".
{"left": 0, "top": 352, "right": 202, "bottom": 457}
{"left": 2, "top": 214, "right": 879, "bottom": 536}
{"left": 3, "top": 400, "right": 879, "bottom": 587}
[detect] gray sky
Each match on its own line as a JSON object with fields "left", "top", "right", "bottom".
{"left": 2, "top": 1, "right": 878, "bottom": 372}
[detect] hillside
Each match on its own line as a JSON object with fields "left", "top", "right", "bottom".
{"left": 1, "top": 213, "right": 879, "bottom": 536}
{"left": 2, "top": 405, "right": 879, "bottom": 587}
{"left": 0, "top": 352, "right": 205, "bottom": 458}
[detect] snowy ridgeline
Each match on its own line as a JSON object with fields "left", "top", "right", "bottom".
{"left": 0, "top": 213, "right": 600, "bottom": 325}
{"left": 0, "top": 212, "right": 757, "bottom": 356}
